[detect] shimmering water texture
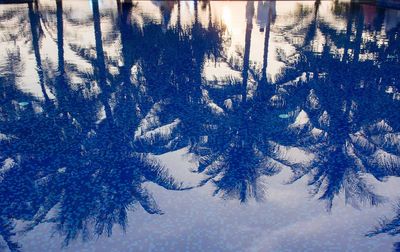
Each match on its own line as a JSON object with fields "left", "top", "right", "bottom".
{"left": 1, "top": 0, "right": 400, "bottom": 251}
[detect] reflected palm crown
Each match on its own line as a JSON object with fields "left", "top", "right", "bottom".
{"left": 274, "top": 1, "right": 400, "bottom": 210}
{"left": 0, "top": 0, "right": 214, "bottom": 249}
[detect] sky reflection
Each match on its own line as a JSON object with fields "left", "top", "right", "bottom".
{"left": 0, "top": 0, "right": 400, "bottom": 251}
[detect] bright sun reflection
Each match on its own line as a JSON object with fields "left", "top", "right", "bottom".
{"left": 222, "top": 7, "right": 232, "bottom": 27}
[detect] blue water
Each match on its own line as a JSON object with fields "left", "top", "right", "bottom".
{"left": 0, "top": 0, "right": 400, "bottom": 251}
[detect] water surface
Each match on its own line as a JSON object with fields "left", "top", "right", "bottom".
{"left": 1, "top": 0, "right": 400, "bottom": 251}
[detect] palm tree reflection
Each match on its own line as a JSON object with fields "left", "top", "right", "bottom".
{"left": 0, "top": 0, "right": 200, "bottom": 248}
{"left": 367, "top": 201, "right": 400, "bottom": 251}
{"left": 0, "top": 0, "right": 400, "bottom": 250}
{"left": 278, "top": 1, "right": 400, "bottom": 209}
{"left": 0, "top": 217, "right": 21, "bottom": 252}
{"left": 191, "top": 1, "right": 294, "bottom": 202}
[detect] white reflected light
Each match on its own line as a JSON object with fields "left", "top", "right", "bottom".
{"left": 222, "top": 7, "right": 232, "bottom": 27}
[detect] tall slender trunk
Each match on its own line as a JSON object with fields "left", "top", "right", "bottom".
{"left": 118, "top": 0, "right": 134, "bottom": 86}
{"left": 353, "top": 5, "right": 364, "bottom": 62}
{"left": 192, "top": 0, "right": 204, "bottom": 103}
{"left": 314, "top": 0, "right": 321, "bottom": 19}
{"left": 56, "top": 0, "right": 64, "bottom": 79}
{"left": 242, "top": 1, "right": 254, "bottom": 103}
{"left": 261, "top": 8, "right": 271, "bottom": 82}
{"left": 208, "top": 1, "right": 212, "bottom": 29}
{"left": 258, "top": 2, "right": 274, "bottom": 99}
{"left": 194, "top": 0, "right": 199, "bottom": 25}
{"left": 177, "top": 0, "right": 181, "bottom": 35}
{"left": 342, "top": 5, "right": 354, "bottom": 63}
{"left": 92, "top": 0, "right": 113, "bottom": 120}
{"left": 54, "top": 0, "right": 70, "bottom": 109}
{"left": 28, "top": 1, "right": 50, "bottom": 102}
{"left": 116, "top": 0, "right": 122, "bottom": 15}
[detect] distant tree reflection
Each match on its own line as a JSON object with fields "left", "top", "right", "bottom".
{"left": 190, "top": 1, "right": 298, "bottom": 202}
{"left": 276, "top": 1, "right": 400, "bottom": 209}
{"left": 367, "top": 201, "right": 400, "bottom": 252}
{"left": 0, "top": 0, "right": 215, "bottom": 248}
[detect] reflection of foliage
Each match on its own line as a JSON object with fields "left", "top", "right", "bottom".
{"left": 0, "top": 26, "right": 33, "bottom": 251}
{"left": 1, "top": 106, "right": 186, "bottom": 245}
{"left": 0, "top": 218, "right": 21, "bottom": 252}
{"left": 367, "top": 202, "right": 400, "bottom": 252}
{"left": 1, "top": 0, "right": 400, "bottom": 250}
{"left": 0, "top": 3, "right": 34, "bottom": 45}
{"left": 273, "top": 1, "right": 400, "bottom": 209}
{"left": 134, "top": 0, "right": 226, "bottom": 156}
{"left": 194, "top": 112, "right": 289, "bottom": 203}
{"left": 187, "top": 1, "right": 296, "bottom": 203}
{"left": 0, "top": 0, "right": 216, "bottom": 249}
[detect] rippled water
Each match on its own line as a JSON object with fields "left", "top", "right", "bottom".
{"left": 1, "top": 0, "right": 400, "bottom": 251}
